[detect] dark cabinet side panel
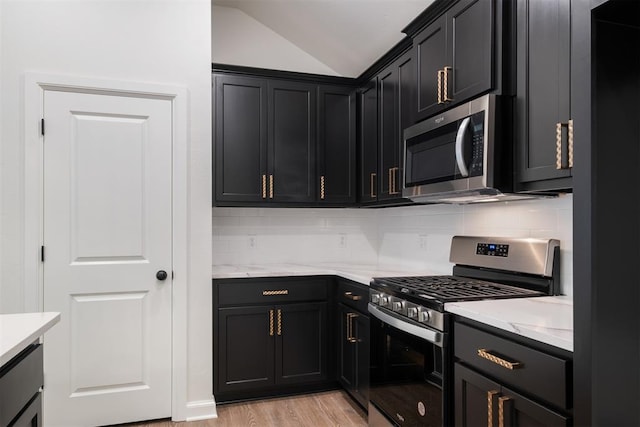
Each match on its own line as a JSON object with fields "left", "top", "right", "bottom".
{"left": 268, "top": 81, "right": 317, "bottom": 203}
{"left": 318, "top": 86, "right": 356, "bottom": 204}
{"left": 214, "top": 75, "right": 267, "bottom": 203}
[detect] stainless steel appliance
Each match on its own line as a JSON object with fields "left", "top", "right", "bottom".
{"left": 402, "top": 94, "right": 531, "bottom": 204}
{"left": 368, "top": 236, "right": 560, "bottom": 426}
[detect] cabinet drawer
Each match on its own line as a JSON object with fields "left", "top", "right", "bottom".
{"left": 0, "top": 344, "right": 43, "bottom": 427}
{"left": 454, "top": 323, "right": 570, "bottom": 410}
{"left": 337, "top": 279, "right": 368, "bottom": 313}
{"left": 216, "top": 277, "right": 329, "bottom": 306}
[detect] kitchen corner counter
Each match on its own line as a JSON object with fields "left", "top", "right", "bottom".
{"left": 445, "top": 296, "right": 573, "bottom": 352}
{"left": 0, "top": 312, "right": 60, "bottom": 366}
{"left": 212, "top": 263, "right": 438, "bottom": 287}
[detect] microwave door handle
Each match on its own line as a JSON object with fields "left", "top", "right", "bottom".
{"left": 455, "top": 117, "right": 471, "bottom": 177}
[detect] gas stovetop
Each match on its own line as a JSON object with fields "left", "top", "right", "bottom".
{"left": 371, "top": 275, "right": 543, "bottom": 305}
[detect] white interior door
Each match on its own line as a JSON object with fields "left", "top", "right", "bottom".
{"left": 42, "top": 89, "right": 173, "bottom": 427}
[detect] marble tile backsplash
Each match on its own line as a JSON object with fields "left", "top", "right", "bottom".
{"left": 213, "top": 194, "right": 573, "bottom": 295}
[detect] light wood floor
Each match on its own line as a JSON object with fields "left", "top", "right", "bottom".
{"left": 115, "top": 390, "right": 368, "bottom": 427}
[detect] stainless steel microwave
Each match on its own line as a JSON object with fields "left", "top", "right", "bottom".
{"left": 403, "top": 94, "right": 527, "bottom": 203}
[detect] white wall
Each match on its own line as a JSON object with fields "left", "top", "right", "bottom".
{"left": 0, "top": 0, "right": 212, "bottom": 418}
{"left": 212, "top": 5, "right": 339, "bottom": 75}
{"left": 213, "top": 195, "right": 573, "bottom": 296}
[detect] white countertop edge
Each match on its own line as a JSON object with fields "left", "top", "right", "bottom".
{"left": 446, "top": 297, "right": 573, "bottom": 352}
{"left": 1, "top": 312, "right": 61, "bottom": 366}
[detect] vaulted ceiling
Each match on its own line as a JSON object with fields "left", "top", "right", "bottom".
{"left": 212, "top": 0, "right": 434, "bottom": 77}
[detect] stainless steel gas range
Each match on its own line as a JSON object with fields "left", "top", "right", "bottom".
{"left": 367, "top": 236, "right": 560, "bottom": 427}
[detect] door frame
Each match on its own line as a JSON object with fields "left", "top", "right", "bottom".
{"left": 23, "top": 72, "right": 190, "bottom": 421}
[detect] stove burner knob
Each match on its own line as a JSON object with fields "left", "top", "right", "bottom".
{"left": 380, "top": 296, "right": 390, "bottom": 307}
{"left": 407, "top": 307, "right": 418, "bottom": 318}
{"left": 393, "top": 301, "right": 404, "bottom": 312}
{"left": 371, "top": 294, "right": 380, "bottom": 304}
{"left": 418, "top": 310, "right": 431, "bottom": 323}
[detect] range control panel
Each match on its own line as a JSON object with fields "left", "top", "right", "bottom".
{"left": 476, "top": 243, "right": 509, "bottom": 257}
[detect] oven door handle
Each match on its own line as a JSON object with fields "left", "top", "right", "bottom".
{"left": 368, "top": 304, "right": 443, "bottom": 347}
{"left": 455, "top": 116, "right": 471, "bottom": 177}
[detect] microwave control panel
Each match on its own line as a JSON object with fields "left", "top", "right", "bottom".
{"left": 469, "top": 112, "right": 485, "bottom": 176}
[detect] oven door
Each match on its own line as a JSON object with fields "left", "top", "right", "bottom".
{"left": 368, "top": 304, "right": 449, "bottom": 427}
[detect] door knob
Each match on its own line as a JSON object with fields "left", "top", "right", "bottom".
{"left": 156, "top": 270, "right": 168, "bottom": 281}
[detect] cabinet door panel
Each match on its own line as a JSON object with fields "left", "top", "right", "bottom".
{"left": 358, "top": 81, "right": 378, "bottom": 203}
{"left": 415, "top": 15, "right": 448, "bottom": 121}
{"left": 502, "top": 386, "right": 571, "bottom": 427}
{"left": 276, "top": 302, "right": 327, "bottom": 385}
{"left": 269, "top": 81, "right": 316, "bottom": 203}
{"left": 318, "top": 86, "right": 356, "bottom": 203}
{"left": 517, "top": 0, "right": 572, "bottom": 187}
{"left": 214, "top": 75, "right": 267, "bottom": 203}
{"left": 455, "top": 363, "right": 501, "bottom": 427}
{"left": 217, "top": 306, "right": 275, "bottom": 393}
{"left": 378, "top": 67, "right": 399, "bottom": 200}
{"left": 337, "top": 304, "right": 356, "bottom": 391}
{"left": 354, "top": 313, "right": 370, "bottom": 408}
{"left": 448, "top": 0, "right": 493, "bottom": 102}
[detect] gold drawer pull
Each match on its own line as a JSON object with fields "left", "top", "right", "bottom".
{"left": 344, "top": 291, "right": 362, "bottom": 301}
{"left": 320, "top": 175, "right": 326, "bottom": 200}
{"left": 437, "top": 69, "right": 444, "bottom": 104}
{"left": 443, "top": 66, "right": 453, "bottom": 102}
{"left": 269, "top": 174, "right": 274, "bottom": 199}
{"left": 261, "top": 175, "right": 267, "bottom": 199}
{"left": 370, "top": 173, "right": 376, "bottom": 198}
{"left": 262, "top": 289, "right": 289, "bottom": 296}
{"left": 556, "top": 122, "right": 563, "bottom": 169}
{"left": 477, "top": 349, "right": 523, "bottom": 370}
{"left": 568, "top": 119, "right": 574, "bottom": 168}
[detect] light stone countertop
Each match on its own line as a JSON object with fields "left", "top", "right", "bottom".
{"left": 0, "top": 312, "right": 61, "bottom": 366}
{"left": 212, "top": 264, "right": 573, "bottom": 352}
{"left": 446, "top": 296, "right": 573, "bottom": 352}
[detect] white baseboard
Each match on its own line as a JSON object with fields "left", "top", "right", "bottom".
{"left": 182, "top": 398, "right": 218, "bottom": 421}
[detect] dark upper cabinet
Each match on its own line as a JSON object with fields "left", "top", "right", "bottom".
{"left": 318, "top": 86, "right": 357, "bottom": 204}
{"left": 358, "top": 50, "right": 414, "bottom": 205}
{"left": 414, "top": 0, "right": 495, "bottom": 122}
{"left": 515, "top": 0, "right": 572, "bottom": 192}
{"left": 213, "top": 71, "right": 356, "bottom": 207}
{"left": 358, "top": 79, "right": 378, "bottom": 203}
{"left": 214, "top": 74, "right": 267, "bottom": 203}
{"left": 268, "top": 80, "right": 317, "bottom": 203}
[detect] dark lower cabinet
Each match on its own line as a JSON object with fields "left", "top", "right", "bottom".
{"left": 213, "top": 277, "right": 333, "bottom": 402}
{"left": 0, "top": 344, "right": 43, "bottom": 427}
{"left": 336, "top": 279, "right": 370, "bottom": 409}
{"left": 455, "top": 363, "right": 570, "bottom": 427}
{"left": 454, "top": 320, "right": 572, "bottom": 427}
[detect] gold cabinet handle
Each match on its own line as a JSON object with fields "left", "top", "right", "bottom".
{"left": 262, "top": 289, "right": 289, "bottom": 296}
{"left": 556, "top": 120, "right": 575, "bottom": 170}
{"left": 346, "top": 313, "right": 359, "bottom": 343}
{"left": 389, "top": 167, "right": 400, "bottom": 195}
{"left": 269, "top": 174, "right": 274, "bottom": 199}
{"left": 568, "top": 119, "right": 574, "bottom": 168}
{"left": 344, "top": 291, "right": 362, "bottom": 301}
{"left": 477, "top": 349, "right": 523, "bottom": 370}
{"left": 437, "top": 69, "right": 444, "bottom": 104}
{"left": 262, "top": 175, "right": 267, "bottom": 199}
{"left": 487, "top": 390, "right": 499, "bottom": 427}
{"left": 269, "top": 309, "right": 274, "bottom": 336}
{"left": 370, "top": 172, "right": 377, "bottom": 198}
{"left": 556, "top": 122, "right": 563, "bottom": 169}
{"left": 320, "top": 175, "right": 325, "bottom": 200}
{"left": 443, "top": 66, "right": 453, "bottom": 102}
{"left": 498, "top": 396, "right": 511, "bottom": 427}
{"left": 277, "top": 309, "right": 282, "bottom": 336}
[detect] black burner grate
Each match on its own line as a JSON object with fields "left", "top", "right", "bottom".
{"left": 373, "top": 275, "right": 542, "bottom": 303}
